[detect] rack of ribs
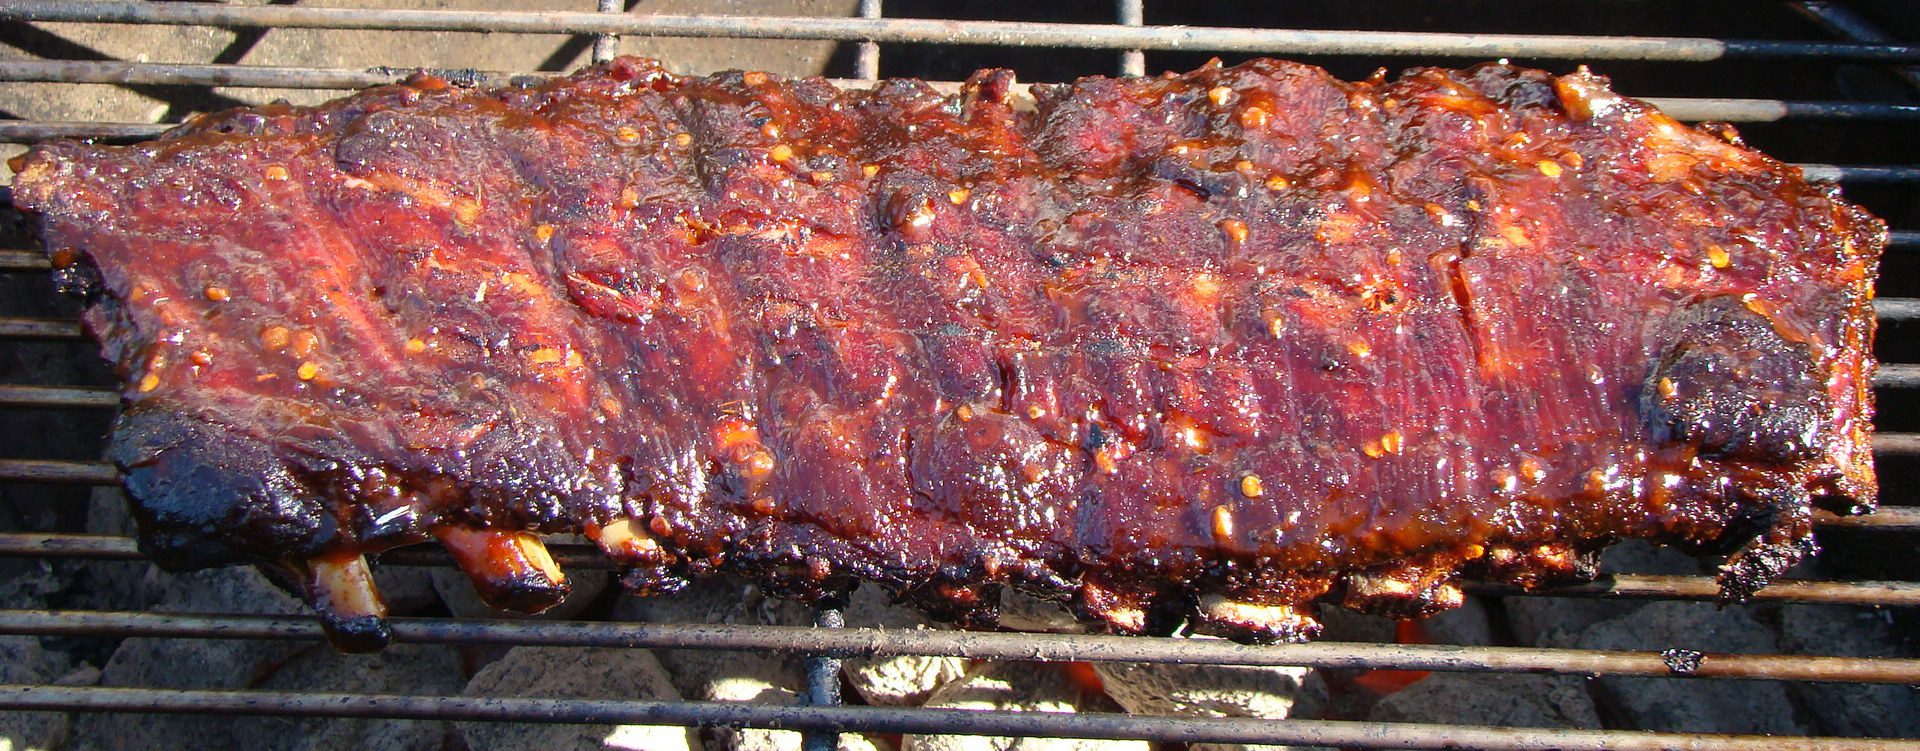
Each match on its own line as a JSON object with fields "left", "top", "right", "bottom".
{"left": 9, "top": 57, "right": 1881, "bottom": 650}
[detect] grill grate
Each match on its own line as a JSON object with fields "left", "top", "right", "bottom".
{"left": 2, "top": 1, "right": 1918, "bottom": 749}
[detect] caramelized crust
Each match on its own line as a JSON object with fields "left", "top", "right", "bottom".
{"left": 10, "top": 58, "right": 1881, "bottom": 646}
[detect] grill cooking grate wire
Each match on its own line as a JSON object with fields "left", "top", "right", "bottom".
{"left": 1, "top": 1, "right": 1919, "bottom": 749}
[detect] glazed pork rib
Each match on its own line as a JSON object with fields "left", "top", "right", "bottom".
{"left": 10, "top": 57, "right": 1881, "bottom": 650}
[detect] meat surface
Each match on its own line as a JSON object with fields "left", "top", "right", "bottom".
{"left": 9, "top": 57, "right": 1882, "bottom": 650}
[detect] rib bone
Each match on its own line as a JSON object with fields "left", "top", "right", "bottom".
{"left": 436, "top": 527, "right": 571, "bottom": 614}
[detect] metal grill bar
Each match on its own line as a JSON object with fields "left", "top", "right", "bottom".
{"left": 591, "top": 0, "right": 622, "bottom": 65}
{"left": 0, "top": 534, "right": 140, "bottom": 559}
{"left": 1466, "top": 575, "right": 1920, "bottom": 607}
{"left": 801, "top": 603, "right": 845, "bottom": 751}
{"left": 854, "top": 0, "right": 880, "bottom": 81}
{"left": 1639, "top": 97, "right": 1920, "bottom": 122}
{"left": 0, "top": 318, "right": 84, "bottom": 339}
{"left": 1117, "top": 0, "right": 1144, "bottom": 77}
{"left": 1879, "top": 364, "right": 1920, "bottom": 388}
{"left": 1877, "top": 298, "right": 1920, "bottom": 321}
{"left": 1817, "top": 505, "right": 1920, "bottom": 528}
{"left": 0, "top": 385, "right": 117, "bottom": 409}
{"left": 0, "top": 121, "right": 167, "bottom": 142}
{"left": 5, "top": 2, "right": 1920, "bottom": 64}
{"left": 0, "top": 459, "right": 118, "bottom": 484}
{"left": 0, "top": 250, "right": 51, "bottom": 270}
{"left": 3, "top": 684, "right": 1911, "bottom": 751}
{"left": 1793, "top": 0, "right": 1920, "bottom": 92}
{"left": 1797, "top": 164, "right": 1920, "bottom": 183}
{"left": 0, "top": 60, "right": 404, "bottom": 89}
{"left": 3, "top": 609, "right": 1918, "bottom": 684}
{"left": 1874, "top": 433, "right": 1920, "bottom": 455}
{"left": 3, "top": 534, "right": 1917, "bottom": 605}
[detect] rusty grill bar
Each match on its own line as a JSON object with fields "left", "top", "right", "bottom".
{"left": 2, "top": 1, "right": 1918, "bottom": 749}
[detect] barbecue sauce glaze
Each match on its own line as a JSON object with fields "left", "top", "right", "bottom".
{"left": 11, "top": 57, "right": 1881, "bottom": 649}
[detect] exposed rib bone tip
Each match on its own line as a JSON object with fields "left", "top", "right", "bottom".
{"left": 308, "top": 554, "right": 391, "bottom": 653}
{"left": 592, "top": 518, "right": 662, "bottom": 559}
{"left": 436, "top": 527, "right": 571, "bottom": 614}
{"left": 1197, "top": 594, "right": 1318, "bottom": 642}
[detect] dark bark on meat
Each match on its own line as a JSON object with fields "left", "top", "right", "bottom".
{"left": 9, "top": 58, "right": 1882, "bottom": 648}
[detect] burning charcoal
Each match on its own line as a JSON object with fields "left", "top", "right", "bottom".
{"left": 708, "top": 680, "right": 888, "bottom": 751}
{"left": 236, "top": 643, "right": 464, "bottom": 751}
{"left": 370, "top": 564, "right": 442, "bottom": 615}
{"left": 844, "top": 586, "right": 969, "bottom": 706}
{"left": 1091, "top": 644, "right": 1327, "bottom": 751}
{"left": 457, "top": 645, "right": 698, "bottom": 751}
{"left": 1775, "top": 604, "right": 1920, "bottom": 737}
{"left": 1366, "top": 673, "right": 1599, "bottom": 729}
{"left": 709, "top": 680, "right": 805, "bottom": 751}
{"left": 1313, "top": 604, "right": 1395, "bottom": 643}
{"left": 1419, "top": 594, "right": 1494, "bottom": 646}
{"left": 905, "top": 662, "right": 1148, "bottom": 751}
{"left": 73, "top": 487, "right": 166, "bottom": 612}
{"left": 0, "top": 635, "right": 75, "bottom": 750}
{"left": 1503, "top": 540, "right": 1702, "bottom": 647}
{"left": 72, "top": 567, "right": 308, "bottom": 750}
{"left": 612, "top": 579, "right": 811, "bottom": 700}
{"left": 1573, "top": 601, "right": 1801, "bottom": 734}
{"left": 997, "top": 590, "right": 1085, "bottom": 633}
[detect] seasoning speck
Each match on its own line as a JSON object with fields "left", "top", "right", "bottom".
{"left": 1212, "top": 504, "right": 1236, "bottom": 542}
{"left": 296, "top": 361, "right": 319, "bottom": 381}
{"left": 1238, "top": 474, "right": 1264, "bottom": 498}
{"left": 1221, "top": 219, "right": 1249, "bottom": 245}
{"left": 261, "top": 326, "right": 291, "bottom": 350}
